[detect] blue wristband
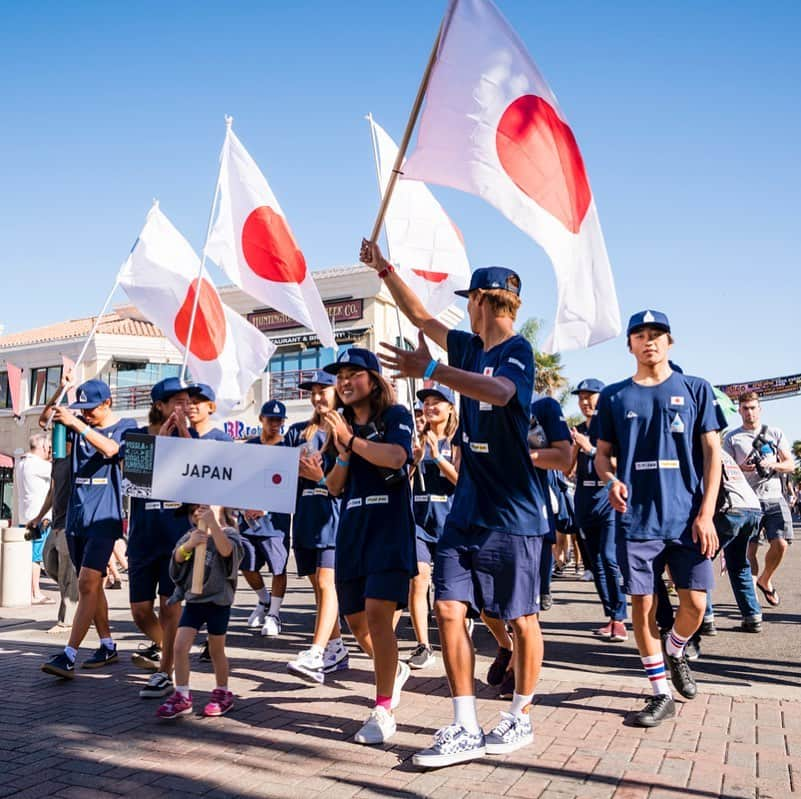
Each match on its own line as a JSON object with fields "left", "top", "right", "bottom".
{"left": 423, "top": 359, "right": 439, "bottom": 380}
{"left": 604, "top": 478, "right": 618, "bottom": 492}
{"left": 336, "top": 457, "right": 350, "bottom": 468}
{"left": 317, "top": 477, "right": 327, "bottom": 487}
{"left": 433, "top": 455, "right": 444, "bottom": 464}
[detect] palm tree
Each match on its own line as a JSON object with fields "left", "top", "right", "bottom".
{"left": 517, "top": 317, "right": 570, "bottom": 398}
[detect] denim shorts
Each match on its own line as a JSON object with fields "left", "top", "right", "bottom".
{"left": 760, "top": 500, "right": 794, "bottom": 542}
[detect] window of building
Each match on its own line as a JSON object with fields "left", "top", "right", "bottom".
{"left": 30, "top": 366, "right": 63, "bottom": 406}
{"left": 268, "top": 347, "right": 336, "bottom": 401}
{"left": 0, "top": 373, "right": 12, "bottom": 409}
{"left": 113, "top": 362, "right": 183, "bottom": 389}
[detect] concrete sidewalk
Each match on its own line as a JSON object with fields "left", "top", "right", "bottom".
{"left": 0, "top": 542, "right": 798, "bottom": 799}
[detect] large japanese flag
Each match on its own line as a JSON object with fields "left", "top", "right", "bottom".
{"left": 369, "top": 116, "right": 471, "bottom": 317}
{"left": 403, "top": 0, "right": 621, "bottom": 352}
{"left": 206, "top": 122, "right": 335, "bottom": 348}
{"left": 119, "top": 204, "right": 275, "bottom": 414}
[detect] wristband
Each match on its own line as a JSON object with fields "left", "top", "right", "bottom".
{"left": 317, "top": 477, "right": 328, "bottom": 487}
{"left": 433, "top": 455, "right": 444, "bottom": 464}
{"left": 604, "top": 478, "right": 619, "bottom": 492}
{"left": 336, "top": 456, "right": 350, "bottom": 468}
{"left": 346, "top": 433, "right": 356, "bottom": 452}
{"left": 589, "top": 445, "right": 597, "bottom": 457}
{"left": 80, "top": 426, "right": 91, "bottom": 439}
{"left": 179, "top": 545, "right": 192, "bottom": 560}
{"left": 377, "top": 263, "right": 395, "bottom": 279}
{"left": 423, "top": 359, "right": 439, "bottom": 380}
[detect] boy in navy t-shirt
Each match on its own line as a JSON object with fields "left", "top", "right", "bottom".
{"left": 361, "top": 239, "right": 550, "bottom": 766}
{"left": 595, "top": 311, "right": 722, "bottom": 727}
{"left": 41, "top": 379, "right": 137, "bottom": 679}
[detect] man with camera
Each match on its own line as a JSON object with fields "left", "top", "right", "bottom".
{"left": 723, "top": 392, "right": 795, "bottom": 608}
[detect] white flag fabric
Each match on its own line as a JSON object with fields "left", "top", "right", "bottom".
{"left": 369, "top": 116, "right": 471, "bottom": 316}
{"left": 119, "top": 204, "right": 275, "bottom": 414}
{"left": 403, "top": 0, "right": 621, "bottom": 352}
{"left": 206, "top": 122, "right": 335, "bottom": 348}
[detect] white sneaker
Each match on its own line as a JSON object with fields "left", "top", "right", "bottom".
{"left": 412, "top": 724, "right": 486, "bottom": 768}
{"left": 485, "top": 711, "right": 534, "bottom": 754}
{"left": 261, "top": 614, "right": 281, "bottom": 637}
{"left": 287, "top": 649, "right": 325, "bottom": 685}
{"left": 391, "top": 660, "right": 411, "bottom": 710}
{"left": 247, "top": 601, "right": 267, "bottom": 628}
{"left": 323, "top": 642, "right": 349, "bottom": 674}
{"left": 580, "top": 570, "right": 594, "bottom": 582}
{"left": 354, "top": 706, "right": 396, "bottom": 745}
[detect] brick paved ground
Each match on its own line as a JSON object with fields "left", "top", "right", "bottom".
{"left": 1, "top": 542, "right": 798, "bottom": 799}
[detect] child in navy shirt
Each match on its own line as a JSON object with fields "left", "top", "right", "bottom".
{"left": 322, "top": 348, "right": 416, "bottom": 746}
{"left": 595, "top": 310, "right": 721, "bottom": 728}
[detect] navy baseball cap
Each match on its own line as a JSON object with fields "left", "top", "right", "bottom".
{"left": 454, "top": 266, "right": 521, "bottom": 298}
{"left": 259, "top": 399, "right": 287, "bottom": 418}
{"left": 417, "top": 383, "right": 456, "bottom": 405}
{"left": 298, "top": 370, "right": 336, "bottom": 391}
{"left": 323, "top": 347, "right": 381, "bottom": 375}
{"left": 571, "top": 378, "right": 605, "bottom": 395}
{"left": 627, "top": 309, "right": 671, "bottom": 335}
{"left": 151, "top": 377, "right": 189, "bottom": 403}
{"left": 188, "top": 383, "right": 216, "bottom": 402}
{"left": 69, "top": 379, "right": 111, "bottom": 409}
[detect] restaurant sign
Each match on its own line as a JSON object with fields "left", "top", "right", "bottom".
{"left": 248, "top": 299, "right": 363, "bottom": 332}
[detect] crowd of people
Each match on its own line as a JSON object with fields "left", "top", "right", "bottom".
{"left": 25, "top": 238, "right": 795, "bottom": 769}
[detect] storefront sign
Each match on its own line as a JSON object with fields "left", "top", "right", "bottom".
{"left": 271, "top": 326, "right": 370, "bottom": 348}
{"left": 716, "top": 372, "right": 801, "bottom": 402}
{"left": 222, "top": 420, "right": 261, "bottom": 440}
{"left": 121, "top": 433, "right": 299, "bottom": 512}
{"left": 248, "top": 298, "right": 363, "bottom": 332}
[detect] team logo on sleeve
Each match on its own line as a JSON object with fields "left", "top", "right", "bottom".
{"left": 507, "top": 357, "right": 526, "bottom": 370}
{"left": 670, "top": 396, "right": 685, "bottom": 406}
{"left": 626, "top": 410, "right": 638, "bottom": 419}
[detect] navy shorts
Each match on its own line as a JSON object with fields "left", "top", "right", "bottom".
{"left": 179, "top": 602, "right": 231, "bottom": 635}
{"left": 434, "top": 524, "right": 543, "bottom": 621}
{"left": 67, "top": 534, "right": 116, "bottom": 574}
{"left": 336, "top": 570, "right": 410, "bottom": 616}
{"left": 128, "top": 555, "right": 174, "bottom": 604}
{"left": 241, "top": 533, "right": 289, "bottom": 576}
{"left": 618, "top": 531, "right": 714, "bottom": 596}
{"left": 294, "top": 546, "right": 336, "bottom": 577}
{"left": 415, "top": 537, "right": 436, "bottom": 566}
{"left": 760, "top": 500, "right": 794, "bottom": 542}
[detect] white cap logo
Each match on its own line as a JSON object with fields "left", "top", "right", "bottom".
{"left": 341, "top": 352, "right": 350, "bottom": 363}
{"left": 78, "top": 391, "right": 87, "bottom": 402}
{"left": 643, "top": 311, "right": 655, "bottom": 323}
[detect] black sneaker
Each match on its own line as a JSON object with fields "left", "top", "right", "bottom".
{"left": 632, "top": 694, "right": 676, "bottom": 727}
{"left": 41, "top": 652, "right": 75, "bottom": 679}
{"left": 685, "top": 636, "right": 701, "bottom": 661}
{"left": 665, "top": 652, "right": 697, "bottom": 699}
{"left": 498, "top": 669, "right": 515, "bottom": 700}
{"left": 131, "top": 642, "right": 162, "bottom": 671}
{"left": 486, "top": 646, "right": 513, "bottom": 686}
{"left": 407, "top": 643, "right": 436, "bottom": 670}
{"left": 741, "top": 619, "right": 762, "bottom": 633}
{"left": 539, "top": 594, "right": 553, "bottom": 611}
{"left": 700, "top": 620, "right": 717, "bottom": 636}
{"left": 198, "top": 640, "right": 212, "bottom": 662}
{"left": 82, "top": 644, "right": 118, "bottom": 669}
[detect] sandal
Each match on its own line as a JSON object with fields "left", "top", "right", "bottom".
{"left": 32, "top": 596, "right": 55, "bottom": 605}
{"left": 756, "top": 582, "right": 780, "bottom": 607}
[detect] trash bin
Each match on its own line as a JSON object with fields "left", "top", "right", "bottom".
{"left": 0, "top": 526, "right": 32, "bottom": 608}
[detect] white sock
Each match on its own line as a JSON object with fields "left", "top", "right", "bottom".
{"left": 256, "top": 587, "right": 270, "bottom": 604}
{"left": 510, "top": 691, "right": 534, "bottom": 718}
{"left": 309, "top": 644, "right": 324, "bottom": 658}
{"left": 665, "top": 627, "right": 689, "bottom": 658}
{"left": 452, "top": 695, "right": 481, "bottom": 734}
{"left": 64, "top": 646, "right": 77, "bottom": 662}
{"left": 100, "top": 637, "right": 114, "bottom": 649}
{"left": 642, "top": 653, "right": 671, "bottom": 696}
{"left": 269, "top": 595, "right": 283, "bottom": 617}
{"left": 176, "top": 685, "right": 191, "bottom": 696}
{"left": 215, "top": 685, "right": 228, "bottom": 693}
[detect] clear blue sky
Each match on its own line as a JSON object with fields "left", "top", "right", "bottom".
{"left": 2, "top": 1, "right": 799, "bottom": 440}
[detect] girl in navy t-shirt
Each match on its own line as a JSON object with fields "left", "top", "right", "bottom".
{"left": 408, "top": 384, "right": 459, "bottom": 670}
{"left": 322, "top": 348, "right": 416, "bottom": 746}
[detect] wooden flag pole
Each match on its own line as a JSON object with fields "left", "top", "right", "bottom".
{"left": 191, "top": 513, "right": 213, "bottom": 595}
{"left": 179, "top": 117, "right": 230, "bottom": 387}
{"left": 368, "top": 26, "right": 443, "bottom": 244}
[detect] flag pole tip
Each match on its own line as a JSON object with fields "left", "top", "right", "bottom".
{"left": 225, "top": 115, "right": 233, "bottom": 128}
{"left": 151, "top": 198, "right": 159, "bottom": 208}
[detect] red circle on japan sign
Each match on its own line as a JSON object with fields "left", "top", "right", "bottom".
{"left": 241, "top": 206, "right": 307, "bottom": 283}
{"left": 272, "top": 474, "right": 282, "bottom": 485}
{"left": 495, "top": 94, "right": 591, "bottom": 235}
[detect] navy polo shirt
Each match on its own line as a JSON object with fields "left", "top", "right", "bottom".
{"left": 240, "top": 435, "right": 291, "bottom": 537}
{"left": 196, "top": 427, "right": 232, "bottom": 442}
{"left": 66, "top": 417, "right": 137, "bottom": 539}
{"left": 574, "top": 418, "right": 612, "bottom": 524}
{"left": 283, "top": 421, "right": 339, "bottom": 549}
{"left": 447, "top": 330, "right": 550, "bottom": 536}
{"left": 529, "top": 396, "right": 571, "bottom": 536}
{"left": 335, "top": 404, "right": 416, "bottom": 580}
{"left": 595, "top": 371, "right": 721, "bottom": 541}
{"left": 413, "top": 436, "right": 456, "bottom": 544}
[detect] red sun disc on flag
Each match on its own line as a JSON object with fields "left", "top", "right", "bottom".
{"left": 412, "top": 269, "right": 449, "bottom": 283}
{"left": 272, "top": 474, "right": 282, "bottom": 485}
{"left": 242, "top": 206, "right": 307, "bottom": 283}
{"left": 174, "top": 278, "right": 227, "bottom": 361}
{"left": 496, "top": 94, "right": 591, "bottom": 235}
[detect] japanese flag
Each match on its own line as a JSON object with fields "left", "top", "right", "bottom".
{"left": 205, "top": 121, "right": 335, "bottom": 348}
{"left": 369, "top": 116, "right": 471, "bottom": 316}
{"left": 118, "top": 204, "right": 275, "bottom": 414}
{"left": 403, "top": 0, "right": 621, "bottom": 352}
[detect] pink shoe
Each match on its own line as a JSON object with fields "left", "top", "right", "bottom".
{"left": 203, "top": 689, "right": 234, "bottom": 717}
{"left": 609, "top": 621, "right": 628, "bottom": 642}
{"left": 594, "top": 621, "right": 614, "bottom": 638}
{"left": 156, "top": 691, "right": 193, "bottom": 719}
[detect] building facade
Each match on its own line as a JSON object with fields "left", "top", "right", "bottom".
{"left": 0, "top": 264, "right": 462, "bottom": 520}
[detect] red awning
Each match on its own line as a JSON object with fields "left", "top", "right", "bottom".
{"left": 0, "top": 453, "right": 13, "bottom": 468}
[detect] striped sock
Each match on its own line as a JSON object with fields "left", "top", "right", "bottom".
{"left": 642, "top": 653, "right": 671, "bottom": 696}
{"left": 665, "top": 627, "right": 689, "bottom": 657}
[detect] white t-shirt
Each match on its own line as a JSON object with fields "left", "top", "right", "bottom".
{"left": 720, "top": 450, "right": 761, "bottom": 510}
{"left": 17, "top": 453, "right": 52, "bottom": 524}
{"left": 723, "top": 425, "right": 788, "bottom": 501}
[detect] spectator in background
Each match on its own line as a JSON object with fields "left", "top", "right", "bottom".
{"left": 18, "top": 432, "right": 54, "bottom": 604}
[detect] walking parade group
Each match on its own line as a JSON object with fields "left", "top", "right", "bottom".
{"left": 30, "top": 238, "right": 794, "bottom": 770}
